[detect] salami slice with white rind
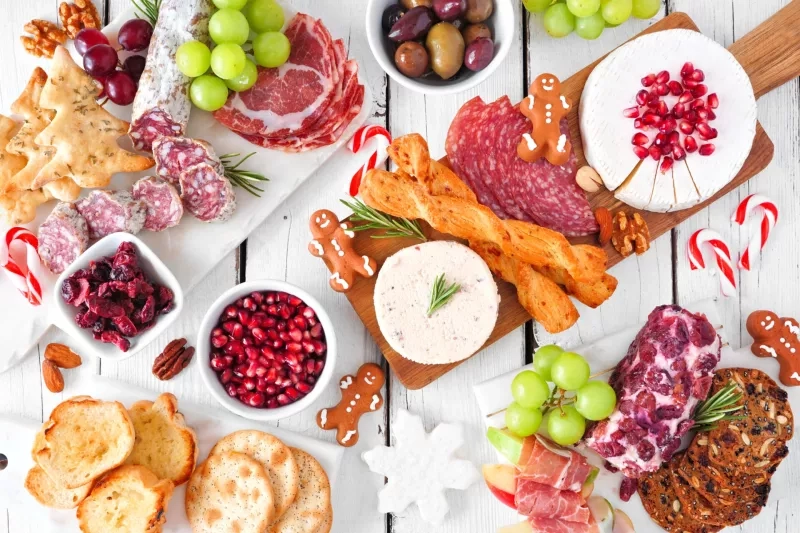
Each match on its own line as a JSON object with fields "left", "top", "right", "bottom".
{"left": 37, "top": 202, "right": 89, "bottom": 274}
{"left": 153, "top": 136, "right": 223, "bottom": 188}
{"left": 75, "top": 190, "right": 146, "bottom": 240}
{"left": 179, "top": 163, "right": 236, "bottom": 223}
{"left": 129, "top": 0, "right": 213, "bottom": 152}
{"left": 132, "top": 176, "right": 184, "bottom": 232}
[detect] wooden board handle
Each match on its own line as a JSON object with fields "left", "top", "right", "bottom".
{"left": 728, "top": 0, "right": 800, "bottom": 99}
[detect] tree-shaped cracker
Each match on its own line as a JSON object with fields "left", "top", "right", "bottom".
{"left": 32, "top": 46, "right": 153, "bottom": 189}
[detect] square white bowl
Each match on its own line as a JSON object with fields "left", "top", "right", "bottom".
{"left": 52, "top": 233, "right": 184, "bottom": 361}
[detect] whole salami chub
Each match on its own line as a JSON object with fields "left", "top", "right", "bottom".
{"left": 129, "top": 0, "right": 213, "bottom": 152}
{"left": 38, "top": 202, "right": 90, "bottom": 274}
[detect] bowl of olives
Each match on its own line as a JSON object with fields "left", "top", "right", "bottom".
{"left": 366, "top": 0, "right": 515, "bottom": 94}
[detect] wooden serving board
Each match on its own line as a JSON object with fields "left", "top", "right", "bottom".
{"left": 339, "top": 5, "right": 800, "bottom": 390}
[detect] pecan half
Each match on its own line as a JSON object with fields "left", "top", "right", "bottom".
{"left": 153, "top": 338, "right": 194, "bottom": 380}
{"left": 20, "top": 20, "right": 68, "bottom": 58}
{"left": 59, "top": 0, "right": 102, "bottom": 39}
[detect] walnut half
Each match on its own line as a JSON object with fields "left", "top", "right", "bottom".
{"left": 20, "top": 20, "right": 68, "bottom": 58}
{"left": 59, "top": 0, "right": 102, "bottom": 39}
{"left": 611, "top": 211, "right": 651, "bottom": 257}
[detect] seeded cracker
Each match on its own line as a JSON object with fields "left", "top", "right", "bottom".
{"left": 669, "top": 456, "right": 747, "bottom": 527}
{"left": 32, "top": 47, "right": 153, "bottom": 190}
{"left": 638, "top": 463, "right": 722, "bottom": 533}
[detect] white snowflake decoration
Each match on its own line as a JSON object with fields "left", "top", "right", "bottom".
{"left": 361, "top": 409, "right": 479, "bottom": 524}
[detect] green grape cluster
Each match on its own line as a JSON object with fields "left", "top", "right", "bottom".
{"left": 505, "top": 344, "right": 617, "bottom": 447}
{"left": 177, "top": 0, "right": 290, "bottom": 111}
{"left": 522, "top": 0, "right": 661, "bottom": 40}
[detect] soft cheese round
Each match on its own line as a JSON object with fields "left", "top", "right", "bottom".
{"left": 580, "top": 29, "right": 757, "bottom": 212}
{"left": 374, "top": 241, "right": 499, "bottom": 365}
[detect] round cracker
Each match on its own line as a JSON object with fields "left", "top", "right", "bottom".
{"left": 316, "top": 505, "right": 333, "bottom": 533}
{"left": 185, "top": 451, "right": 275, "bottom": 533}
{"left": 267, "top": 448, "right": 331, "bottom": 533}
{"left": 210, "top": 430, "right": 299, "bottom": 518}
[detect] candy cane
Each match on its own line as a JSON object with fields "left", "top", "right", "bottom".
{"left": 732, "top": 194, "right": 778, "bottom": 271}
{"left": 687, "top": 229, "right": 737, "bottom": 297}
{"left": 0, "top": 227, "right": 44, "bottom": 306}
{"left": 348, "top": 125, "right": 391, "bottom": 196}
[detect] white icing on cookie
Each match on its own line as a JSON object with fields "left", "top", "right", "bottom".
{"left": 370, "top": 394, "right": 380, "bottom": 410}
{"left": 310, "top": 240, "right": 324, "bottom": 256}
{"left": 522, "top": 133, "right": 537, "bottom": 151}
{"left": 560, "top": 95, "right": 570, "bottom": 109}
{"left": 545, "top": 103, "right": 552, "bottom": 110}
{"left": 331, "top": 239, "right": 344, "bottom": 257}
{"left": 340, "top": 223, "right": 355, "bottom": 238}
{"left": 556, "top": 134, "right": 567, "bottom": 153}
{"left": 785, "top": 320, "right": 800, "bottom": 340}
{"left": 363, "top": 256, "right": 374, "bottom": 276}
{"left": 761, "top": 345, "right": 779, "bottom": 358}
{"left": 320, "top": 409, "right": 328, "bottom": 427}
{"left": 341, "top": 430, "right": 357, "bottom": 443}
{"left": 341, "top": 376, "right": 353, "bottom": 389}
{"left": 331, "top": 273, "right": 349, "bottom": 290}
{"left": 364, "top": 374, "right": 375, "bottom": 385}
{"left": 792, "top": 371, "right": 800, "bottom": 382}
{"left": 528, "top": 95, "right": 534, "bottom": 109}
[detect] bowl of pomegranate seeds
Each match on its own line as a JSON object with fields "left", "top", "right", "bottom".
{"left": 196, "top": 280, "right": 337, "bottom": 421}
{"left": 53, "top": 233, "right": 184, "bottom": 360}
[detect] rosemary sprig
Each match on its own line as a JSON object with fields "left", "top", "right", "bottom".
{"left": 426, "top": 273, "right": 460, "bottom": 317}
{"left": 340, "top": 198, "right": 426, "bottom": 241}
{"left": 220, "top": 152, "right": 269, "bottom": 198}
{"left": 693, "top": 381, "right": 746, "bottom": 432}
{"left": 131, "top": 0, "right": 161, "bottom": 26}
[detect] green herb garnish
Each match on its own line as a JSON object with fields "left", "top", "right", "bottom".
{"left": 220, "top": 152, "right": 269, "bottom": 198}
{"left": 426, "top": 273, "right": 460, "bottom": 317}
{"left": 340, "top": 198, "right": 426, "bottom": 241}
{"left": 693, "top": 381, "right": 746, "bottom": 432}
{"left": 131, "top": 0, "right": 162, "bottom": 26}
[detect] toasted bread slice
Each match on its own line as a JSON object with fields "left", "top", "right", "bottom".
{"left": 210, "top": 430, "right": 298, "bottom": 518}
{"left": 186, "top": 451, "right": 275, "bottom": 533}
{"left": 267, "top": 448, "right": 331, "bottom": 533}
{"left": 77, "top": 465, "right": 174, "bottom": 533}
{"left": 24, "top": 465, "right": 93, "bottom": 509}
{"left": 33, "top": 396, "right": 135, "bottom": 489}
{"left": 126, "top": 393, "right": 198, "bottom": 486}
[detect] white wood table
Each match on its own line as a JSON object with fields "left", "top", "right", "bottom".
{"left": 1, "top": 1, "right": 798, "bottom": 532}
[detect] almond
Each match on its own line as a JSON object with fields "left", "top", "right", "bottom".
{"left": 42, "top": 360, "right": 64, "bottom": 393}
{"left": 576, "top": 166, "right": 604, "bottom": 193}
{"left": 595, "top": 207, "right": 613, "bottom": 245}
{"left": 44, "top": 343, "right": 82, "bottom": 369}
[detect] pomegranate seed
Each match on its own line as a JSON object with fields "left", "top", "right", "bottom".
{"left": 233, "top": 363, "right": 247, "bottom": 377}
{"left": 224, "top": 340, "right": 244, "bottom": 356}
{"left": 689, "top": 69, "right": 705, "bottom": 82}
{"left": 655, "top": 70, "right": 670, "bottom": 84}
{"left": 276, "top": 394, "right": 290, "bottom": 406}
{"left": 210, "top": 356, "right": 229, "bottom": 371}
{"left": 263, "top": 317, "right": 276, "bottom": 328}
{"left": 266, "top": 398, "right": 279, "bottom": 409}
{"left": 296, "top": 382, "right": 313, "bottom": 394}
{"left": 275, "top": 292, "right": 288, "bottom": 303}
{"left": 668, "top": 131, "right": 680, "bottom": 146}
{"left": 699, "top": 144, "right": 715, "bottom": 156}
{"left": 641, "top": 73, "right": 656, "bottom": 87}
{"left": 623, "top": 106, "right": 640, "bottom": 118}
{"left": 692, "top": 84, "right": 708, "bottom": 98}
{"left": 288, "top": 328, "right": 303, "bottom": 342}
{"left": 293, "top": 316, "right": 307, "bottom": 330}
{"left": 235, "top": 298, "right": 244, "bottom": 307}
{"left": 271, "top": 340, "right": 284, "bottom": 350}
{"left": 672, "top": 145, "right": 686, "bottom": 161}
{"left": 633, "top": 118, "right": 645, "bottom": 130}
{"left": 307, "top": 376, "right": 316, "bottom": 385}
{"left": 302, "top": 307, "right": 316, "bottom": 319}
{"left": 681, "top": 62, "right": 694, "bottom": 78}
{"left": 649, "top": 144, "right": 661, "bottom": 160}
{"left": 279, "top": 331, "right": 292, "bottom": 342}
{"left": 222, "top": 320, "right": 236, "bottom": 333}
{"left": 238, "top": 309, "right": 251, "bottom": 325}
{"left": 237, "top": 385, "right": 249, "bottom": 396}
{"left": 696, "top": 123, "right": 717, "bottom": 140}
{"left": 246, "top": 361, "right": 260, "bottom": 378}
{"left": 659, "top": 117, "right": 677, "bottom": 133}
{"left": 305, "top": 359, "right": 316, "bottom": 374}
{"left": 288, "top": 295, "right": 302, "bottom": 307}
{"left": 276, "top": 320, "right": 287, "bottom": 332}
{"left": 244, "top": 376, "right": 257, "bottom": 391}
{"left": 310, "top": 323, "right": 324, "bottom": 339}
{"left": 231, "top": 323, "right": 244, "bottom": 340}
{"left": 265, "top": 385, "right": 278, "bottom": 396}
{"left": 656, "top": 100, "right": 669, "bottom": 117}
{"left": 266, "top": 368, "right": 278, "bottom": 383}
{"left": 307, "top": 317, "right": 318, "bottom": 327}
{"left": 707, "top": 109, "right": 717, "bottom": 120}
{"left": 672, "top": 103, "right": 685, "bottom": 119}
{"left": 261, "top": 346, "right": 275, "bottom": 359}
{"left": 220, "top": 368, "right": 233, "bottom": 384}
{"left": 642, "top": 112, "right": 661, "bottom": 126}
{"left": 632, "top": 132, "right": 649, "bottom": 146}
{"left": 280, "top": 305, "right": 293, "bottom": 320}
{"left": 267, "top": 304, "right": 279, "bottom": 316}
{"left": 707, "top": 93, "right": 719, "bottom": 109}
{"left": 679, "top": 121, "right": 695, "bottom": 134}
{"left": 654, "top": 83, "right": 669, "bottom": 96}
{"left": 255, "top": 365, "right": 268, "bottom": 377}
{"left": 245, "top": 347, "right": 260, "bottom": 360}
{"left": 212, "top": 327, "right": 224, "bottom": 337}
{"left": 684, "top": 135, "right": 699, "bottom": 153}
{"left": 256, "top": 377, "right": 269, "bottom": 392}
{"left": 242, "top": 338, "right": 254, "bottom": 347}
{"left": 312, "top": 341, "right": 326, "bottom": 354}
{"left": 668, "top": 81, "right": 683, "bottom": 96}
{"left": 684, "top": 78, "right": 699, "bottom": 89}
{"left": 266, "top": 328, "right": 278, "bottom": 341}
{"left": 287, "top": 342, "right": 303, "bottom": 353}
{"left": 696, "top": 108, "right": 710, "bottom": 121}
{"left": 247, "top": 393, "right": 265, "bottom": 407}
{"left": 226, "top": 383, "right": 238, "bottom": 397}
{"left": 660, "top": 143, "right": 672, "bottom": 156}
{"left": 632, "top": 146, "right": 649, "bottom": 159}
{"left": 250, "top": 291, "right": 264, "bottom": 304}
{"left": 660, "top": 156, "right": 674, "bottom": 174}
{"left": 285, "top": 387, "right": 301, "bottom": 401}
{"left": 654, "top": 133, "right": 667, "bottom": 146}
{"left": 273, "top": 352, "right": 285, "bottom": 365}
{"left": 691, "top": 98, "right": 705, "bottom": 110}
{"left": 211, "top": 335, "right": 228, "bottom": 348}
{"left": 252, "top": 327, "right": 267, "bottom": 343}
{"left": 243, "top": 297, "right": 257, "bottom": 311}
{"left": 314, "top": 360, "right": 325, "bottom": 375}
{"left": 679, "top": 91, "right": 694, "bottom": 104}
{"left": 647, "top": 91, "right": 659, "bottom": 105}
{"left": 224, "top": 305, "right": 238, "bottom": 319}
{"left": 685, "top": 110, "right": 697, "bottom": 123}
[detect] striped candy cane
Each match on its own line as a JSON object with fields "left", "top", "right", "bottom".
{"left": 687, "top": 229, "right": 736, "bottom": 297}
{"left": 732, "top": 194, "right": 778, "bottom": 271}
{"left": 0, "top": 227, "right": 44, "bottom": 306}
{"left": 348, "top": 125, "right": 391, "bottom": 196}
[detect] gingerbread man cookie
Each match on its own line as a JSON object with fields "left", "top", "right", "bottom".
{"left": 309, "top": 209, "right": 377, "bottom": 292}
{"left": 746, "top": 310, "right": 800, "bottom": 387}
{"left": 317, "top": 363, "right": 385, "bottom": 447}
{"left": 518, "top": 73, "right": 573, "bottom": 166}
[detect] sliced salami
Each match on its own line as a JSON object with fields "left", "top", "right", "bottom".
{"left": 37, "top": 202, "right": 89, "bottom": 274}
{"left": 179, "top": 163, "right": 236, "bottom": 223}
{"left": 76, "top": 190, "right": 146, "bottom": 240}
{"left": 132, "top": 176, "right": 184, "bottom": 232}
{"left": 129, "top": 0, "right": 213, "bottom": 152}
{"left": 153, "top": 136, "right": 223, "bottom": 187}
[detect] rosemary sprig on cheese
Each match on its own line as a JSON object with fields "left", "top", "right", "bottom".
{"left": 341, "top": 198, "right": 427, "bottom": 241}
{"left": 427, "top": 273, "right": 461, "bottom": 317}
{"left": 220, "top": 152, "right": 269, "bottom": 197}
{"left": 131, "top": 0, "right": 162, "bottom": 26}
{"left": 693, "top": 381, "right": 746, "bottom": 432}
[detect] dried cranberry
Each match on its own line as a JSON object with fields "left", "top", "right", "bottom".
{"left": 86, "top": 294, "right": 125, "bottom": 319}
{"left": 636, "top": 440, "right": 655, "bottom": 462}
{"left": 127, "top": 278, "right": 154, "bottom": 298}
{"left": 75, "top": 309, "right": 99, "bottom": 328}
{"left": 644, "top": 368, "right": 673, "bottom": 395}
{"left": 110, "top": 265, "right": 136, "bottom": 282}
{"left": 655, "top": 404, "right": 683, "bottom": 420}
{"left": 594, "top": 441, "right": 625, "bottom": 458}
{"left": 112, "top": 316, "right": 138, "bottom": 336}
{"left": 139, "top": 295, "right": 155, "bottom": 323}
{"left": 99, "top": 330, "right": 131, "bottom": 351}
{"left": 61, "top": 278, "right": 91, "bottom": 306}
{"left": 89, "top": 260, "right": 112, "bottom": 281}
{"left": 619, "top": 478, "right": 638, "bottom": 502}
{"left": 156, "top": 285, "right": 174, "bottom": 306}
{"left": 690, "top": 319, "right": 717, "bottom": 346}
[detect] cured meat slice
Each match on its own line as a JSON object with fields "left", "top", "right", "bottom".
{"left": 446, "top": 96, "right": 597, "bottom": 236}
{"left": 517, "top": 437, "right": 593, "bottom": 492}
{"left": 76, "top": 190, "right": 146, "bottom": 240}
{"left": 129, "top": 0, "right": 213, "bottom": 151}
{"left": 38, "top": 202, "right": 89, "bottom": 274}
{"left": 514, "top": 479, "right": 590, "bottom": 523}
{"left": 153, "top": 136, "right": 223, "bottom": 187}
{"left": 132, "top": 176, "right": 184, "bottom": 232}
{"left": 179, "top": 163, "right": 236, "bottom": 223}
{"left": 527, "top": 516, "right": 599, "bottom": 533}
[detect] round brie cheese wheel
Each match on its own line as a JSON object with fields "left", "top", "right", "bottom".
{"left": 373, "top": 241, "right": 500, "bottom": 365}
{"left": 580, "top": 29, "right": 757, "bottom": 213}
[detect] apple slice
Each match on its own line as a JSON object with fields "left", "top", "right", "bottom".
{"left": 581, "top": 467, "right": 599, "bottom": 499}
{"left": 587, "top": 496, "right": 614, "bottom": 533}
{"left": 482, "top": 464, "right": 517, "bottom": 509}
{"left": 498, "top": 521, "right": 532, "bottom": 533}
{"left": 612, "top": 508, "right": 636, "bottom": 533}
{"left": 487, "top": 427, "right": 526, "bottom": 464}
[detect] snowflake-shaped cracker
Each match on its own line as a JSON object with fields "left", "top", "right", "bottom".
{"left": 361, "top": 409, "right": 479, "bottom": 524}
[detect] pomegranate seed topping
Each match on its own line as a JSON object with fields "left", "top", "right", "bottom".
{"left": 668, "top": 81, "right": 683, "bottom": 96}
{"left": 244, "top": 376, "right": 257, "bottom": 390}
{"left": 642, "top": 112, "right": 661, "bottom": 126}
{"left": 641, "top": 73, "right": 656, "bottom": 87}
{"left": 672, "top": 103, "right": 685, "bottom": 119}
{"left": 243, "top": 297, "right": 257, "bottom": 311}
{"left": 707, "top": 109, "right": 717, "bottom": 120}
{"left": 288, "top": 295, "right": 303, "bottom": 307}
{"left": 256, "top": 377, "right": 269, "bottom": 392}
{"left": 314, "top": 360, "right": 325, "bottom": 375}
{"left": 659, "top": 117, "right": 677, "bottom": 133}
{"left": 692, "top": 84, "right": 708, "bottom": 98}
{"left": 293, "top": 316, "right": 307, "bottom": 330}
{"left": 245, "top": 347, "right": 260, "bottom": 360}
{"left": 224, "top": 340, "right": 244, "bottom": 356}
{"left": 285, "top": 387, "right": 301, "bottom": 401}
{"left": 302, "top": 340, "right": 316, "bottom": 353}
{"left": 679, "top": 91, "right": 694, "bottom": 104}
{"left": 689, "top": 69, "right": 705, "bottom": 82}
{"left": 231, "top": 323, "right": 244, "bottom": 340}
{"left": 210, "top": 357, "right": 228, "bottom": 371}
{"left": 224, "top": 305, "right": 238, "bottom": 319}
{"left": 696, "top": 108, "right": 710, "bottom": 121}
{"left": 276, "top": 292, "right": 288, "bottom": 303}
{"left": 685, "top": 110, "right": 698, "bottom": 123}
{"left": 286, "top": 342, "right": 303, "bottom": 353}
{"left": 707, "top": 93, "right": 719, "bottom": 109}
{"left": 656, "top": 70, "right": 670, "bottom": 84}
{"left": 265, "top": 292, "right": 276, "bottom": 304}
{"left": 654, "top": 83, "right": 669, "bottom": 97}
{"left": 261, "top": 346, "right": 275, "bottom": 359}
{"left": 699, "top": 144, "right": 715, "bottom": 156}
{"left": 296, "top": 382, "right": 313, "bottom": 394}
{"left": 288, "top": 328, "right": 303, "bottom": 342}
{"left": 246, "top": 361, "right": 259, "bottom": 378}
{"left": 660, "top": 156, "right": 674, "bottom": 174}
{"left": 672, "top": 145, "right": 686, "bottom": 161}
{"left": 251, "top": 327, "right": 267, "bottom": 343}
{"left": 310, "top": 323, "right": 324, "bottom": 339}
{"left": 696, "top": 123, "right": 718, "bottom": 140}
{"left": 654, "top": 133, "right": 667, "bottom": 146}
{"left": 623, "top": 106, "right": 640, "bottom": 118}
{"left": 668, "top": 131, "right": 680, "bottom": 146}
{"left": 302, "top": 307, "right": 316, "bottom": 319}
{"left": 635, "top": 90, "right": 648, "bottom": 106}
{"left": 276, "top": 320, "right": 287, "bottom": 332}
{"left": 681, "top": 62, "right": 694, "bottom": 78}
{"left": 211, "top": 335, "right": 228, "bottom": 348}
{"left": 276, "top": 394, "right": 290, "bottom": 406}
{"left": 656, "top": 100, "right": 669, "bottom": 117}
{"left": 266, "top": 367, "right": 278, "bottom": 383}
{"left": 649, "top": 145, "right": 661, "bottom": 160}
{"left": 226, "top": 383, "right": 238, "bottom": 397}
{"left": 212, "top": 327, "right": 224, "bottom": 337}
{"left": 632, "top": 132, "right": 649, "bottom": 146}
{"left": 250, "top": 291, "right": 264, "bottom": 304}
{"left": 679, "top": 121, "right": 695, "bottom": 134}
{"left": 247, "top": 393, "right": 265, "bottom": 407}
{"left": 267, "top": 304, "right": 279, "bottom": 316}
{"left": 632, "top": 146, "right": 649, "bottom": 159}
{"left": 272, "top": 339, "right": 284, "bottom": 350}
{"left": 684, "top": 135, "right": 699, "bottom": 153}
{"left": 279, "top": 331, "right": 292, "bottom": 342}
{"left": 684, "top": 78, "right": 699, "bottom": 89}
{"left": 220, "top": 368, "right": 233, "bottom": 384}
{"left": 237, "top": 309, "right": 251, "bottom": 325}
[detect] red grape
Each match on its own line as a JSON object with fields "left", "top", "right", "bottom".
{"left": 74, "top": 28, "right": 109, "bottom": 56}
{"left": 105, "top": 71, "right": 137, "bottom": 106}
{"left": 122, "top": 55, "right": 147, "bottom": 83}
{"left": 83, "top": 44, "right": 119, "bottom": 77}
{"left": 118, "top": 19, "right": 154, "bottom": 52}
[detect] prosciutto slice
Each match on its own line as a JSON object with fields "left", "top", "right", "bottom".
{"left": 518, "top": 437, "right": 594, "bottom": 492}
{"left": 515, "top": 479, "right": 591, "bottom": 524}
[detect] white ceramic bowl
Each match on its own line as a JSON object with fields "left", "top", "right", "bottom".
{"left": 196, "top": 280, "right": 337, "bottom": 422}
{"left": 366, "top": 0, "right": 516, "bottom": 95}
{"left": 52, "top": 233, "right": 184, "bottom": 361}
